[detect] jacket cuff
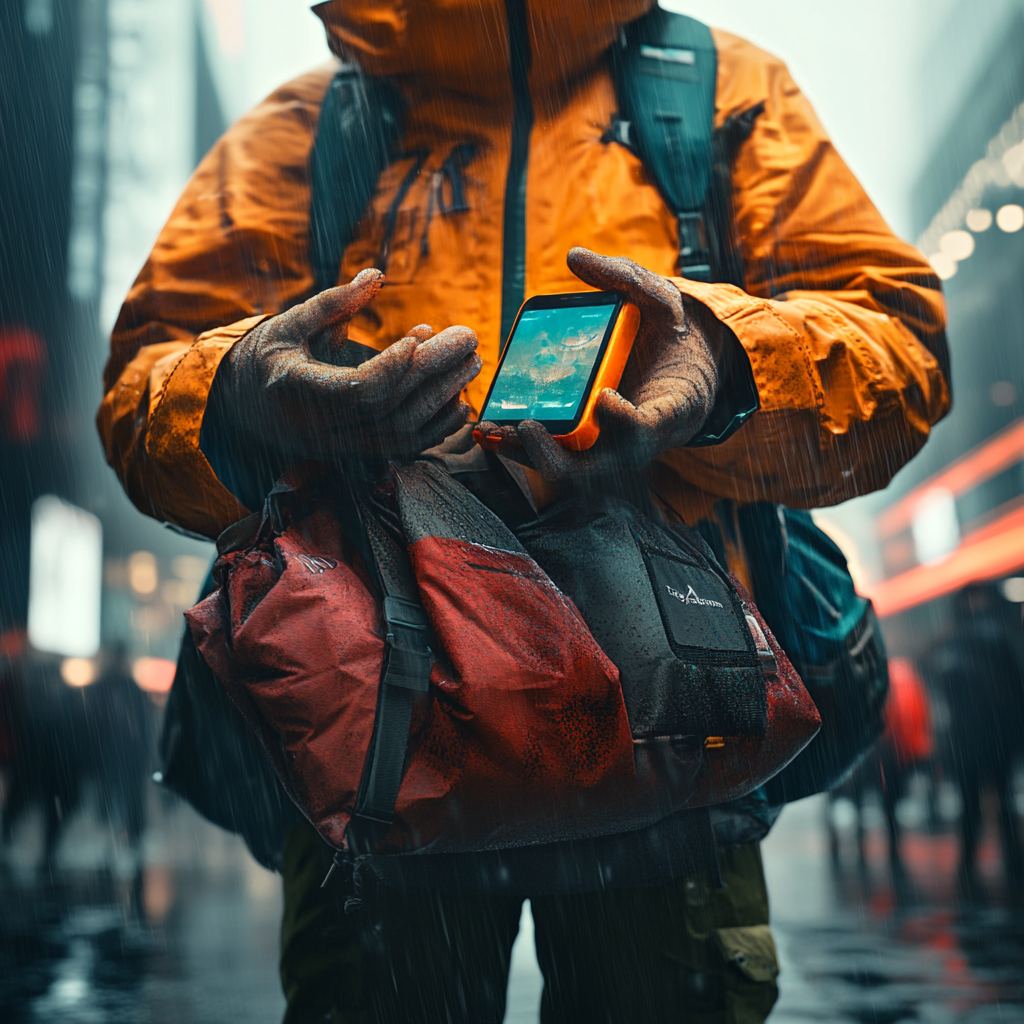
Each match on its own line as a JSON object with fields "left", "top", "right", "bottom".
{"left": 687, "top": 326, "right": 760, "bottom": 447}
{"left": 670, "top": 277, "right": 817, "bottom": 444}
{"left": 145, "top": 316, "right": 270, "bottom": 534}
{"left": 669, "top": 278, "right": 761, "bottom": 447}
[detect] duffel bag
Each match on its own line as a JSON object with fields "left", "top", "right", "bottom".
{"left": 185, "top": 462, "right": 819, "bottom": 863}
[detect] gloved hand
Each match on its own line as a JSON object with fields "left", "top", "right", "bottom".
{"left": 214, "top": 268, "right": 481, "bottom": 465}
{"left": 477, "top": 248, "right": 725, "bottom": 481}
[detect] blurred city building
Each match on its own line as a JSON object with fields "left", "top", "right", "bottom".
{"left": 1, "top": 0, "right": 328, "bottom": 678}
{"left": 849, "top": 0, "right": 1024, "bottom": 656}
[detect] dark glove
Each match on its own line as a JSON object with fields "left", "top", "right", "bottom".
{"left": 477, "top": 248, "right": 725, "bottom": 482}
{"left": 207, "top": 269, "right": 481, "bottom": 473}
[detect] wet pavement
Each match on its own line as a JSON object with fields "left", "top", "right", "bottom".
{"left": 1, "top": 796, "right": 285, "bottom": 1023}
{"left": 2, "top": 786, "right": 1023, "bottom": 1022}
{"left": 763, "top": 796, "right": 1024, "bottom": 1024}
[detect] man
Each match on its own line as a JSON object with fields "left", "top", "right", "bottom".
{"left": 98, "top": 1, "right": 949, "bottom": 1020}
{"left": 929, "top": 584, "right": 1024, "bottom": 893}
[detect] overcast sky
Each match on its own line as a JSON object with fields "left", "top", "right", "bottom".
{"left": 672, "top": 0, "right": 938, "bottom": 238}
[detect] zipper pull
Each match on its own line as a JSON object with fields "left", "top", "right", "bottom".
{"left": 320, "top": 851, "right": 344, "bottom": 889}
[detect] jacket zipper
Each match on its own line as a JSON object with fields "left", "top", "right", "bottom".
{"left": 500, "top": 0, "right": 534, "bottom": 347}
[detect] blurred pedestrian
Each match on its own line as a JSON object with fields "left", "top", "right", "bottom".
{"left": 929, "top": 583, "right": 1024, "bottom": 892}
{"left": 881, "top": 657, "right": 935, "bottom": 882}
{"left": 0, "top": 652, "right": 86, "bottom": 869}
{"left": 0, "top": 629, "right": 28, "bottom": 780}
{"left": 828, "top": 657, "right": 934, "bottom": 891}
{"left": 82, "top": 643, "right": 154, "bottom": 861}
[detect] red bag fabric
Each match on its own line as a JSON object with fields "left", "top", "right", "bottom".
{"left": 186, "top": 503, "right": 383, "bottom": 851}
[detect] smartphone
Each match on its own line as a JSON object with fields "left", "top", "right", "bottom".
{"left": 476, "top": 291, "right": 640, "bottom": 451}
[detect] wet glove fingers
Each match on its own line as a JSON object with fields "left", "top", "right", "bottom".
{"left": 408, "top": 398, "right": 472, "bottom": 456}
{"left": 567, "top": 246, "right": 683, "bottom": 315}
{"left": 386, "top": 325, "right": 480, "bottom": 408}
{"left": 389, "top": 350, "right": 481, "bottom": 427}
{"left": 292, "top": 269, "right": 384, "bottom": 340}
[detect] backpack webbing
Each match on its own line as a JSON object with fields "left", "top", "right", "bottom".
{"left": 310, "top": 68, "right": 404, "bottom": 294}
{"left": 609, "top": 9, "right": 716, "bottom": 281}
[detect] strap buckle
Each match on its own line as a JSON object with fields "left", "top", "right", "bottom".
{"left": 677, "top": 211, "right": 711, "bottom": 281}
{"left": 382, "top": 596, "right": 432, "bottom": 692}
{"left": 383, "top": 595, "right": 430, "bottom": 633}
{"left": 745, "top": 614, "right": 778, "bottom": 672}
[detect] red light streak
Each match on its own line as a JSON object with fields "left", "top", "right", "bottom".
{"left": 877, "top": 416, "right": 1024, "bottom": 539}
{"left": 865, "top": 504, "right": 1024, "bottom": 617}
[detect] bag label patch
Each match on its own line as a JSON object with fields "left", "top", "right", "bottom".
{"left": 665, "top": 583, "right": 723, "bottom": 608}
{"left": 644, "top": 551, "right": 750, "bottom": 653}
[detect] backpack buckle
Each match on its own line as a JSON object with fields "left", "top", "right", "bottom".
{"left": 383, "top": 595, "right": 429, "bottom": 633}
{"left": 678, "top": 212, "right": 711, "bottom": 280}
{"left": 745, "top": 613, "right": 778, "bottom": 672}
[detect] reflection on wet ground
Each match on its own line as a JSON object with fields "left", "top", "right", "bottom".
{"left": 1, "top": 790, "right": 1023, "bottom": 1022}
{"left": 1, "top": 798, "right": 284, "bottom": 1023}
{"left": 765, "top": 796, "right": 1024, "bottom": 1024}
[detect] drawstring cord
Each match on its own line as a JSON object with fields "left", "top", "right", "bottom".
{"left": 376, "top": 149, "right": 429, "bottom": 274}
{"left": 419, "top": 142, "right": 478, "bottom": 257}
{"left": 344, "top": 860, "right": 366, "bottom": 914}
{"left": 375, "top": 142, "right": 478, "bottom": 273}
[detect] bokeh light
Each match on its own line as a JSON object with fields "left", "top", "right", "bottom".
{"left": 128, "top": 550, "right": 159, "bottom": 596}
{"left": 965, "top": 207, "right": 993, "bottom": 232}
{"left": 927, "top": 252, "right": 957, "bottom": 280}
{"left": 996, "top": 203, "right": 1024, "bottom": 232}
{"left": 939, "top": 229, "right": 974, "bottom": 261}
{"left": 131, "top": 656, "right": 177, "bottom": 694}
{"left": 60, "top": 656, "right": 97, "bottom": 687}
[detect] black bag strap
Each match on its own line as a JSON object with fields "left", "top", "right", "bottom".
{"left": 606, "top": 11, "right": 761, "bottom": 445}
{"left": 342, "top": 490, "right": 433, "bottom": 855}
{"left": 607, "top": 9, "right": 766, "bottom": 292}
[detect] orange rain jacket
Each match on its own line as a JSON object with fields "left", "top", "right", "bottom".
{"left": 98, "top": 0, "right": 950, "bottom": 542}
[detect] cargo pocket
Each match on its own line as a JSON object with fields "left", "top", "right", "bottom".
{"left": 713, "top": 924, "right": 779, "bottom": 983}
{"left": 714, "top": 924, "right": 780, "bottom": 1024}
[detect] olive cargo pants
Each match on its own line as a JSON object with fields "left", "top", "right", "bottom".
{"left": 280, "top": 822, "right": 779, "bottom": 1024}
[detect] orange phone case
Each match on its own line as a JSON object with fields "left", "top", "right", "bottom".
{"left": 474, "top": 298, "right": 640, "bottom": 452}
{"left": 553, "top": 301, "right": 640, "bottom": 451}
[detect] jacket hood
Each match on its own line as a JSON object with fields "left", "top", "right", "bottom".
{"left": 312, "top": 0, "right": 654, "bottom": 100}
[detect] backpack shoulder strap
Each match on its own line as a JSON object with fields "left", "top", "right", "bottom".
{"left": 610, "top": 10, "right": 764, "bottom": 289}
{"left": 309, "top": 66, "right": 404, "bottom": 294}
{"left": 610, "top": 9, "right": 717, "bottom": 281}
{"left": 609, "top": 10, "right": 762, "bottom": 444}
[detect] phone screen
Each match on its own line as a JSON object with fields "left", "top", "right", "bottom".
{"left": 481, "top": 302, "right": 618, "bottom": 426}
